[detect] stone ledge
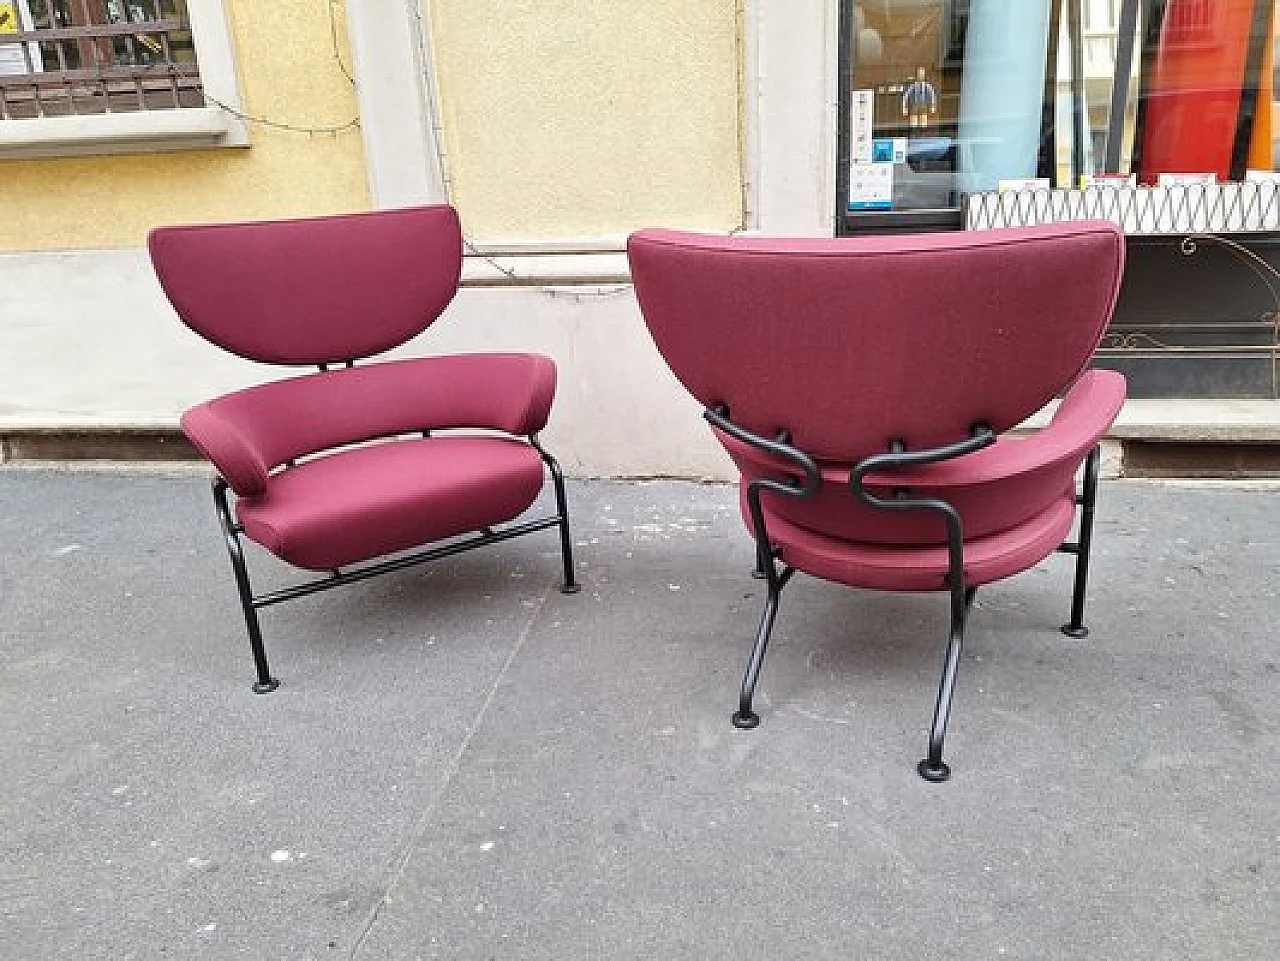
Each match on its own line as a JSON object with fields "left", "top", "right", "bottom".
{"left": 1, "top": 429, "right": 199, "bottom": 463}
{"left": 1016, "top": 399, "right": 1280, "bottom": 442}
{"left": 1122, "top": 440, "right": 1280, "bottom": 478}
{"left": 2, "top": 399, "right": 1279, "bottom": 477}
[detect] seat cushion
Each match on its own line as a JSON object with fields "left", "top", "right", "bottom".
{"left": 237, "top": 436, "right": 546, "bottom": 571}
{"left": 760, "top": 492, "right": 1077, "bottom": 591}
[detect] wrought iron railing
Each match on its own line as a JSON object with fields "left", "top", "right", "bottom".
{"left": 964, "top": 183, "right": 1280, "bottom": 399}
{"left": 963, "top": 182, "right": 1280, "bottom": 235}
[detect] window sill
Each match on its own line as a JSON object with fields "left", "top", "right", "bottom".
{"left": 0, "top": 108, "right": 249, "bottom": 160}
{"left": 462, "top": 249, "right": 629, "bottom": 287}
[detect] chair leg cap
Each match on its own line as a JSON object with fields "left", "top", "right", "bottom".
{"left": 1060, "top": 624, "right": 1089, "bottom": 639}
{"left": 560, "top": 582, "right": 582, "bottom": 595}
{"left": 917, "top": 759, "right": 951, "bottom": 782}
{"left": 732, "top": 711, "right": 760, "bottom": 730}
{"left": 252, "top": 678, "right": 281, "bottom": 694}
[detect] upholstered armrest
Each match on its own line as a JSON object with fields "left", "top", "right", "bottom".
{"left": 979, "top": 368, "right": 1125, "bottom": 479}
{"left": 1046, "top": 367, "right": 1127, "bottom": 440}
{"left": 861, "top": 369, "right": 1126, "bottom": 488}
{"left": 181, "top": 403, "right": 274, "bottom": 496}
{"left": 181, "top": 353, "right": 557, "bottom": 497}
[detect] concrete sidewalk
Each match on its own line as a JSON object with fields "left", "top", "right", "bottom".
{"left": 1, "top": 469, "right": 1276, "bottom": 959}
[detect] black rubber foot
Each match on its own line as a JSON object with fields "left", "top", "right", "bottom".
{"left": 252, "top": 678, "right": 280, "bottom": 694}
{"left": 917, "top": 759, "right": 951, "bottom": 782}
{"left": 560, "top": 582, "right": 582, "bottom": 595}
{"left": 732, "top": 710, "right": 760, "bottom": 729}
{"left": 1060, "top": 624, "right": 1089, "bottom": 639}
{"left": 750, "top": 568, "right": 767, "bottom": 580}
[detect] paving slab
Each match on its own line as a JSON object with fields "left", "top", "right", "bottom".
{"left": 0, "top": 469, "right": 1276, "bottom": 959}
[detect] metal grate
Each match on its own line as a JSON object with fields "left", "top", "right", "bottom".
{"left": 963, "top": 183, "right": 1280, "bottom": 399}
{"left": 963, "top": 182, "right": 1280, "bottom": 235}
{"left": 0, "top": 0, "right": 201, "bottom": 119}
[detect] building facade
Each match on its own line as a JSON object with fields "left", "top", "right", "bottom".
{"left": 0, "top": 1, "right": 1274, "bottom": 477}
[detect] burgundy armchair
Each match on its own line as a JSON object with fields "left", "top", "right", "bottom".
{"left": 628, "top": 221, "right": 1127, "bottom": 781}
{"left": 149, "top": 205, "right": 579, "bottom": 692}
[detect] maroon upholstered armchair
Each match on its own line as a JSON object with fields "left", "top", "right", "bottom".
{"left": 149, "top": 205, "right": 579, "bottom": 692}
{"left": 628, "top": 221, "right": 1126, "bottom": 781}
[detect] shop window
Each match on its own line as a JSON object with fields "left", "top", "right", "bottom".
{"left": 838, "top": 0, "right": 1280, "bottom": 223}
{"left": 0, "top": 0, "right": 246, "bottom": 157}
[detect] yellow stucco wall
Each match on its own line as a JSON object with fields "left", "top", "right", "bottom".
{"left": 0, "top": 0, "right": 368, "bottom": 252}
{"left": 429, "top": 0, "right": 745, "bottom": 240}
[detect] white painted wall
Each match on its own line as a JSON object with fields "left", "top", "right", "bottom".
{"left": 0, "top": 249, "right": 254, "bottom": 427}
{"left": 0, "top": 248, "right": 734, "bottom": 479}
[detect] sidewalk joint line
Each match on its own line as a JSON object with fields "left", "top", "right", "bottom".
{"left": 345, "top": 578, "right": 556, "bottom": 958}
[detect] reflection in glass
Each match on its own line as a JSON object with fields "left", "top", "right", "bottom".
{"left": 845, "top": 0, "right": 1280, "bottom": 214}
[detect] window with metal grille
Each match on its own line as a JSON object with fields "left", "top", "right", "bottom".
{"left": 0, "top": 1, "right": 207, "bottom": 120}
{"left": 0, "top": 0, "right": 245, "bottom": 158}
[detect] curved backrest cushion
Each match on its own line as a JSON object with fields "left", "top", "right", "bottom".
{"left": 628, "top": 222, "right": 1125, "bottom": 459}
{"left": 148, "top": 205, "right": 463, "bottom": 365}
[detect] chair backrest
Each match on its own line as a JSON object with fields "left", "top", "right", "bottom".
{"left": 148, "top": 205, "right": 463, "bottom": 366}
{"left": 628, "top": 221, "right": 1125, "bottom": 459}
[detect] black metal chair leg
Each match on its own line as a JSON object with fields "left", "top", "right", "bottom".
{"left": 733, "top": 566, "right": 794, "bottom": 729}
{"left": 533, "top": 440, "right": 581, "bottom": 595}
{"left": 212, "top": 480, "right": 280, "bottom": 693}
{"left": 918, "top": 585, "right": 976, "bottom": 782}
{"left": 751, "top": 543, "right": 769, "bottom": 579}
{"left": 1062, "top": 445, "right": 1101, "bottom": 638}
{"left": 917, "top": 623, "right": 964, "bottom": 782}
{"left": 235, "top": 566, "right": 279, "bottom": 694}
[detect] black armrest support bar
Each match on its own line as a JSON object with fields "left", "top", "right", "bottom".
{"left": 850, "top": 424, "right": 996, "bottom": 604}
{"left": 851, "top": 425, "right": 998, "bottom": 780}
{"left": 704, "top": 405, "right": 821, "bottom": 588}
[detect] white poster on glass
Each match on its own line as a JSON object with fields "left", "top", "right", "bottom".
{"left": 0, "top": 0, "right": 40, "bottom": 78}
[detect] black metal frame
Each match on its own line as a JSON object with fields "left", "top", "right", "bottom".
{"left": 1057, "top": 444, "right": 1102, "bottom": 638}
{"left": 210, "top": 433, "right": 579, "bottom": 693}
{"left": 851, "top": 424, "right": 995, "bottom": 782}
{"left": 705, "top": 406, "right": 820, "bottom": 732}
{"left": 707, "top": 405, "right": 1105, "bottom": 782}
